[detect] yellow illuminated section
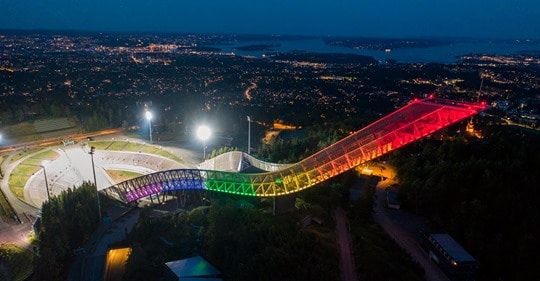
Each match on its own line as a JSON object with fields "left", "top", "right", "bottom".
{"left": 104, "top": 247, "right": 131, "bottom": 281}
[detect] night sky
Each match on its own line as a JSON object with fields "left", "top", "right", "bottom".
{"left": 1, "top": 0, "right": 539, "bottom": 38}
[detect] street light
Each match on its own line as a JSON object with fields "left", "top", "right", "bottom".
{"left": 247, "top": 116, "right": 251, "bottom": 154}
{"left": 196, "top": 125, "right": 211, "bottom": 160}
{"left": 40, "top": 161, "right": 51, "bottom": 202}
{"left": 145, "top": 111, "right": 153, "bottom": 143}
{"left": 89, "top": 146, "right": 102, "bottom": 222}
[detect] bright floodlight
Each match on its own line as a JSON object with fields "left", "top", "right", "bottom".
{"left": 41, "top": 160, "right": 50, "bottom": 167}
{"left": 145, "top": 111, "right": 153, "bottom": 120}
{"left": 197, "top": 125, "right": 211, "bottom": 141}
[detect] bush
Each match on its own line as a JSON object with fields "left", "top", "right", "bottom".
{"left": 0, "top": 243, "right": 35, "bottom": 281}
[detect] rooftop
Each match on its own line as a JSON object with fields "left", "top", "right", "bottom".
{"left": 430, "top": 233, "right": 477, "bottom": 262}
{"left": 165, "top": 256, "right": 222, "bottom": 279}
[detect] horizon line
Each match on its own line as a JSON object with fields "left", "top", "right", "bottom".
{"left": 1, "top": 27, "right": 539, "bottom": 42}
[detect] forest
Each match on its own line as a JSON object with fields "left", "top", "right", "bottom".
{"left": 390, "top": 125, "right": 540, "bottom": 280}
{"left": 33, "top": 182, "right": 100, "bottom": 280}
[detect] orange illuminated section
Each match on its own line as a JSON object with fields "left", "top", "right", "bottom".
{"left": 104, "top": 247, "right": 131, "bottom": 281}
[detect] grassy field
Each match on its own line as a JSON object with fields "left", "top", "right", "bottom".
{"left": 105, "top": 170, "right": 144, "bottom": 184}
{"left": 0, "top": 191, "right": 14, "bottom": 219}
{"left": 7, "top": 174, "right": 32, "bottom": 200}
{"left": 138, "top": 145, "right": 183, "bottom": 162}
{"left": 8, "top": 149, "right": 60, "bottom": 201}
{"left": 123, "top": 142, "right": 144, "bottom": 151}
{"left": 89, "top": 140, "right": 183, "bottom": 163}
{"left": 32, "top": 149, "right": 59, "bottom": 160}
{"left": 107, "top": 141, "right": 127, "bottom": 151}
{"left": 0, "top": 243, "right": 34, "bottom": 281}
{"left": 20, "top": 150, "right": 60, "bottom": 167}
{"left": 88, "top": 141, "right": 113, "bottom": 150}
{"left": 8, "top": 147, "right": 42, "bottom": 164}
{"left": 1, "top": 118, "right": 81, "bottom": 145}
{"left": 1, "top": 122, "right": 43, "bottom": 145}
{"left": 2, "top": 122, "right": 36, "bottom": 137}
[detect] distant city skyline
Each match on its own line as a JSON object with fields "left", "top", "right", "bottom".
{"left": 1, "top": 0, "right": 540, "bottom": 39}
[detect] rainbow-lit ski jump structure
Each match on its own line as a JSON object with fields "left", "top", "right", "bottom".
{"left": 105, "top": 98, "right": 486, "bottom": 203}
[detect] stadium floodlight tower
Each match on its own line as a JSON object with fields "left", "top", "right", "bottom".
{"left": 196, "top": 125, "right": 211, "bottom": 160}
{"left": 40, "top": 160, "right": 51, "bottom": 202}
{"left": 145, "top": 111, "right": 153, "bottom": 143}
{"left": 89, "top": 146, "right": 102, "bottom": 222}
{"left": 247, "top": 116, "right": 251, "bottom": 154}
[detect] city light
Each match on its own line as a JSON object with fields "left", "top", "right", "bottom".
{"left": 145, "top": 111, "right": 153, "bottom": 143}
{"left": 196, "top": 125, "right": 211, "bottom": 160}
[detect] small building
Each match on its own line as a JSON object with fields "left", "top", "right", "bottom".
{"left": 62, "top": 139, "right": 75, "bottom": 146}
{"left": 386, "top": 190, "right": 400, "bottom": 210}
{"left": 32, "top": 216, "right": 41, "bottom": 234}
{"left": 164, "top": 256, "right": 223, "bottom": 281}
{"left": 420, "top": 231, "right": 479, "bottom": 280}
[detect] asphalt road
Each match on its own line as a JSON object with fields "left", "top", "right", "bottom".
{"left": 367, "top": 163, "right": 450, "bottom": 281}
{"left": 0, "top": 151, "right": 40, "bottom": 252}
{"left": 0, "top": 217, "right": 32, "bottom": 246}
{"left": 68, "top": 207, "right": 140, "bottom": 281}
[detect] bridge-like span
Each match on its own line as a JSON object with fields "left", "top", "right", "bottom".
{"left": 103, "top": 98, "right": 486, "bottom": 203}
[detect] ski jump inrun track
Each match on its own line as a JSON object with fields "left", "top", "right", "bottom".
{"left": 103, "top": 97, "right": 486, "bottom": 204}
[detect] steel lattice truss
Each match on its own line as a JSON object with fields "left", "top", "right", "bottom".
{"left": 105, "top": 98, "right": 486, "bottom": 203}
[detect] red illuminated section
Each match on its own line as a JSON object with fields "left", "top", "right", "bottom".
{"left": 246, "top": 98, "right": 487, "bottom": 196}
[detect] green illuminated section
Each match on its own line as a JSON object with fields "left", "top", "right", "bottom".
{"left": 204, "top": 178, "right": 257, "bottom": 196}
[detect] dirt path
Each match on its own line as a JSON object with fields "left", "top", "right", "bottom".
{"left": 335, "top": 206, "right": 358, "bottom": 281}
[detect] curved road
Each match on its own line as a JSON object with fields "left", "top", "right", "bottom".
{"left": 0, "top": 151, "right": 41, "bottom": 249}
{"left": 367, "top": 164, "right": 450, "bottom": 281}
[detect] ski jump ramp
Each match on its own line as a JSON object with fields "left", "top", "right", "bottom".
{"left": 103, "top": 98, "right": 486, "bottom": 203}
